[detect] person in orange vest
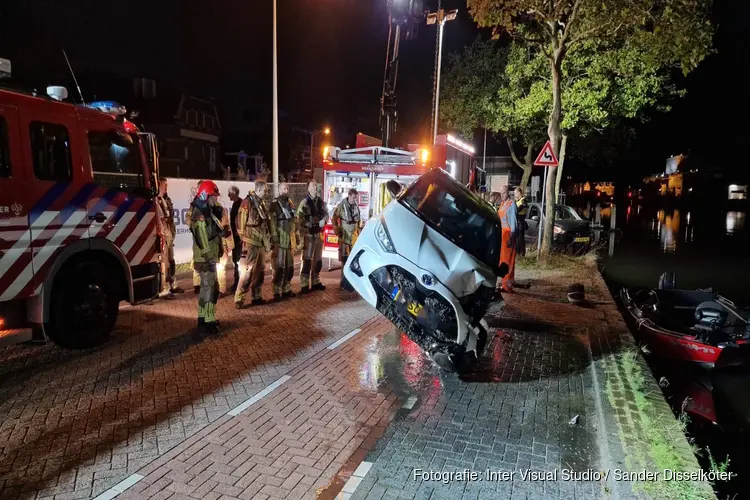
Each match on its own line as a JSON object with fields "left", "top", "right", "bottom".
{"left": 497, "top": 185, "right": 518, "bottom": 293}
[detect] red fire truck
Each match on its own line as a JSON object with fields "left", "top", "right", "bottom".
{"left": 320, "top": 132, "right": 476, "bottom": 260}
{"left": 0, "top": 83, "right": 162, "bottom": 349}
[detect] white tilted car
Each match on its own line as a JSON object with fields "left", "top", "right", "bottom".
{"left": 343, "top": 168, "right": 507, "bottom": 371}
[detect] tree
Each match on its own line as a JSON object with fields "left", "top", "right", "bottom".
{"left": 441, "top": 38, "right": 547, "bottom": 191}
{"left": 466, "top": 0, "right": 714, "bottom": 255}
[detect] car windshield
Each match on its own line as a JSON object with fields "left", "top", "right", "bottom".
{"left": 398, "top": 170, "right": 502, "bottom": 269}
{"left": 556, "top": 206, "right": 582, "bottom": 220}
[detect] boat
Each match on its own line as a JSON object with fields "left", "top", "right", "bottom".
{"left": 619, "top": 273, "right": 750, "bottom": 369}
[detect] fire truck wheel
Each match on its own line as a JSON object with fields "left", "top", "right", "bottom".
{"left": 46, "top": 261, "right": 119, "bottom": 349}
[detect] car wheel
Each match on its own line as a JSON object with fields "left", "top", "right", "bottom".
{"left": 46, "top": 261, "right": 120, "bottom": 349}
{"left": 476, "top": 323, "right": 489, "bottom": 357}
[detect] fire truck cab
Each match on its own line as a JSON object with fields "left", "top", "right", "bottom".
{"left": 0, "top": 82, "right": 162, "bottom": 349}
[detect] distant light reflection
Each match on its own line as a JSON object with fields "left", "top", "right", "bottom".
{"left": 726, "top": 211, "right": 746, "bottom": 235}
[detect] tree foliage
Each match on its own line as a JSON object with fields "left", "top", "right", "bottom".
{"left": 441, "top": 38, "right": 547, "bottom": 191}
{"left": 465, "top": 0, "right": 714, "bottom": 255}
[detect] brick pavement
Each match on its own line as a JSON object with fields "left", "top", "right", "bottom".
{"left": 346, "top": 263, "right": 713, "bottom": 500}
{"left": 0, "top": 269, "right": 377, "bottom": 500}
{"left": 114, "top": 315, "right": 402, "bottom": 500}
{"left": 0, "top": 260, "right": 714, "bottom": 500}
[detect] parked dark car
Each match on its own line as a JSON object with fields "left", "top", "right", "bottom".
{"left": 525, "top": 202, "right": 592, "bottom": 253}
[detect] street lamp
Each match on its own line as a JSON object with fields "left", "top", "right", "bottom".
{"left": 427, "top": 4, "right": 458, "bottom": 145}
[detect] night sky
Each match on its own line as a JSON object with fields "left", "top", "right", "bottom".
{"left": 1, "top": 0, "right": 747, "bottom": 183}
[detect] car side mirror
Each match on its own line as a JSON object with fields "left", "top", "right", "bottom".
{"left": 386, "top": 180, "right": 402, "bottom": 198}
{"left": 497, "top": 262, "right": 509, "bottom": 278}
{"left": 531, "top": 215, "right": 540, "bottom": 221}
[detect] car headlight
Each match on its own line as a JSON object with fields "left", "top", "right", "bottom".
{"left": 554, "top": 225, "right": 565, "bottom": 235}
{"left": 375, "top": 218, "right": 396, "bottom": 253}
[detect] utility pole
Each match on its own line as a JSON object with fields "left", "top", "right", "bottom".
{"left": 427, "top": 4, "right": 458, "bottom": 145}
{"left": 272, "top": 0, "right": 279, "bottom": 193}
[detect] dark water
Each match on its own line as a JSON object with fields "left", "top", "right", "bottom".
{"left": 590, "top": 202, "right": 750, "bottom": 306}
{"left": 583, "top": 200, "right": 750, "bottom": 498}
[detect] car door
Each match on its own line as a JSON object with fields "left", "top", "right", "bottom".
{"left": 85, "top": 124, "right": 155, "bottom": 267}
{"left": 526, "top": 204, "right": 541, "bottom": 247}
{"left": 0, "top": 102, "right": 34, "bottom": 301}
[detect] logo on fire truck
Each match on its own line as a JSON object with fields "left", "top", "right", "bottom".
{"left": 0, "top": 202, "right": 22, "bottom": 217}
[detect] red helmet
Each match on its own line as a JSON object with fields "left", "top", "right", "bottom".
{"left": 195, "top": 180, "right": 220, "bottom": 202}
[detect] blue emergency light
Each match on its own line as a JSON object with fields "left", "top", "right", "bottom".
{"left": 86, "top": 100, "right": 127, "bottom": 116}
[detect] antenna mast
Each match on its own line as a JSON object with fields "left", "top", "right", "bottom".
{"left": 62, "top": 49, "right": 85, "bottom": 104}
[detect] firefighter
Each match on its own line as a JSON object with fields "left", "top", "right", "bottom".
{"left": 190, "top": 180, "right": 224, "bottom": 333}
{"left": 234, "top": 181, "right": 271, "bottom": 308}
{"left": 185, "top": 180, "right": 202, "bottom": 294}
{"left": 297, "top": 179, "right": 328, "bottom": 293}
{"left": 497, "top": 185, "right": 518, "bottom": 293}
{"left": 217, "top": 203, "right": 234, "bottom": 296}
{"left": 228, "top": 186, "right": 243, "bottom": 292}
{"left": 332, "top": 188, "right": 361, "bottom": 291}
{"left": 156, "top": 178, "right": 183, "bottom": 297}
{"left": 269, "top": 182, "right": 301, "bottom": 301}
{"left": 515, "top": 186, "right": 528, "bottom": 257}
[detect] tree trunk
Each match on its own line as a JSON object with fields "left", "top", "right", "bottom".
{"left": 541, "top": 50, "right": 564, "bottom": 257}
{"left": 507, "top": 139, "right": 534, "bottom": 193}
{"left": 520, "top": 167, "right": 532, "bottom": 193}
{"left": 554, "top": 134, "right": 568, "bottom": 203}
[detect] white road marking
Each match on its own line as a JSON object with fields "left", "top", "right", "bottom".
{"left": 92, "top": 473, "right": 144, "bottom": 500}
{"left": 227, "top": 375, "right": 291, "bottom": 417}
{"left": 327, "top": 328, "right": 361, "bottom": 350}
{"left": 402, "top": 396, "right": 418, "bottom": 410}
{"left": 337, "top": 461, "right": 374, "bottom": 499}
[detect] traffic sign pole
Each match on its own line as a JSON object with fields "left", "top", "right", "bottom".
{"left": 537, "top": 166, "right": 548, "bottom": 258}
{"left": 533, "top": 140, "right": 559, "bottom": 259}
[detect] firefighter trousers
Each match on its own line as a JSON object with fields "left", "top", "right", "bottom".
{"left": 235, "top": 244, "right": 266, "bottom": 304}
{"left": 271, "top": 246, "right": 295, "bottom": 295}
{"left": 300, "top": 233, "right": 323, "bottom": 289}
{"left": 217, "top": 253, "right": 231, "bottom": 294}
{"left": 195, "top": 262, "right": 219, "bottom": 324}
{"left": 160, "top": 235, "right": 176, "bottom": 294}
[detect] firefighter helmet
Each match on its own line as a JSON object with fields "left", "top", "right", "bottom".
{"left": 195, "top": 180, "right": 220, "bottom": 203}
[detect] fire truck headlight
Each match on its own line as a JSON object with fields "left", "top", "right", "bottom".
{"left": 421, "top": 149, "right": 429, "bottom": 164}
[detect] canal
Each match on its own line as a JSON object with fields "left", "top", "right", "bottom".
{"left": 583, "top": 200, "right": 750, "bottom": 499}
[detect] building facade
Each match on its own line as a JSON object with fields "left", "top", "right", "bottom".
{"left": 131, "top": 78, "right": 222, "bottom": 180}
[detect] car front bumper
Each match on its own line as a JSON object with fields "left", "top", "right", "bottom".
{"left": 343, "top": 235, "right": 479, "bottom": 355}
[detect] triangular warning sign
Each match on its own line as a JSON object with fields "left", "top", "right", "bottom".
{"left": 534, "top": 140, "right": 559, "bottom": 167}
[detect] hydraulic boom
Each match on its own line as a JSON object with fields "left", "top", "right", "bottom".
{"left": 380, "top": 0, "right": 424, "bottom": 148}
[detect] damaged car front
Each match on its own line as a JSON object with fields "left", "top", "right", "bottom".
{"left": 343, "top": 168, "right": 505, "bottom": 371}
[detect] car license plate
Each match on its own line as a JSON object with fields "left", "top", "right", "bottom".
{"left": 327, "top": 235, "right": 338, "bottom": 244}
{"left": 574, "top": 236, "right": 590, "bottom": 243}
{"left": 406, "top": 302, "right": 423, "bottom": 317}
{"left": 391, "top": 286, "right": 423, "bottom": 317}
